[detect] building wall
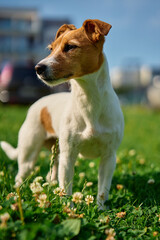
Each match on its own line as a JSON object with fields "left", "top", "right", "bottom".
{"left": 0, "top": 8, "right": 70, "bottom": 65}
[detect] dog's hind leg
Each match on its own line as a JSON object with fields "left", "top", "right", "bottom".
{"left": 15, "top": 142, "right": 44, "bottom": 187}
{"left": 15, "top": 151, "right": 39, "bottom": 187}
{"left": 15, "top": 122, "right": 45, "bottom": 187}
{"left": 97, "top": 152, "right": 116, "bottom": 210}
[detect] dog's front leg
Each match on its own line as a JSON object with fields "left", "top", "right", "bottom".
{"left": 97, "top": 152, "right": 116, "bottom": 210}
{"left": 58, "top": 147, "right": 78, "bottom": 195}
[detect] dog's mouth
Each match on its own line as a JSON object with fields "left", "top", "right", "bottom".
{"left": 44, "top": 73, "right": 73, "bottom": 81}
{"left": 37, "top": 73, "right": 73, "bottom": 86}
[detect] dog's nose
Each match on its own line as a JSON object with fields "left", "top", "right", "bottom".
{"left": 35, "top": 64, "right": 47, "bottom": 75}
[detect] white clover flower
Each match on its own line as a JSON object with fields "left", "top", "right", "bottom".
{"left": 147, "top": 179, "right": 155, "bottom": 184}
{"left": 116, "top": 211, "right": 126, "bottom": 218}
{"left": 72, "top": 192, "right": 83, "bottom": 204}
{"left": 89, "top": 162, "right": 95, "bottom": 168}
{"left": 30, "top": 182, "right": 43, "bottom": 194}
{"left": 75, "top": 161, "right": 80, "bottom": 167}
{"left": 11, "top": 203, "right": 19, "bottom": 211}
{"left": 105, "top": 228, "right": 116, "bottom": 239}
{"left": 50, "top": 180, "right": 58, "bottom": 187}
{"left": 116, "top": 157, "right": 121, "bottom": 164}
{"left": 99, "top": 215, "right": 110, "bottom": 224}
{"left": 63, "top": 202, "right": 70, "bottom": 207}
{"left": 0, "top": 171, "right": 4, "bottom": 177}
{"left": 53, "top": 187, "right": 61, "bottom": 195}
{"left": 37, "top": 193, "right": 47, "bottom": 208}
{"left": 42, "top": 182, "right": 49, "bottom": 187}
{"left": 139, "top": 158, "right": 145, "bottom": 165}
{"left": 33, "top": 176, "right": 43, "bottom": 183}
{"left": 79, "top": 172, "right": 85, "bottom": 178}
{"left": 86, "top": 182, "right": 93, "bottom": 187}
{"left": 53, "top": 187, "right": 66, "bottom": 197}
{"left": 38, "top": 193, "right": 47, "bottom": 201}
{"left": 153, "top": 232, "right": 158, "bottom": 237}
{"left": 6, "top": 192, "right": 18, "bottom": 201}
{"left": 0, "top": 212, "right": 10, "bottom": 222}
{"left": 99, "top": 218, "right": 104, "bottom": 223}
{"left": 116, "top": 184, "right": 124, "bottom": 190}
{"left": 128, "top": 149, "right": 136, "bottom": 156}
{"left": 58, "top": 188, "right": 66, "bottom": 197}
{"left": 85, "top": 195, "right": 94, "bottom": 205}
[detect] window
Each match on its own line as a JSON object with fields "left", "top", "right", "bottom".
{"left": 0, "top": 18, "right": 11, "bottom": 30}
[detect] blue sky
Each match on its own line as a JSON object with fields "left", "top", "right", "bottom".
{"left": 0, "top": 0, "right": 160, "bottom": 69}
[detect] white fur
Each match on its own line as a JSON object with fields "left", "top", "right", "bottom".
{"left": 37, "top": 56, "right": 58, "bottom": 82}
{"left": 1, "top": 55, "right": 124, "bottom": 210}
{"left": 38, "top": 56, "right": 58, "bottom": 67}
{"left": 0, "top": 141, "right": 18, "bottom": 160}
{"left": 57, "top": 56, "right": 124, "bottom": 209}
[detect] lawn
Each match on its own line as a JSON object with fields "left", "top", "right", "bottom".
{"left": 0, "top": 103, "right": 160, "bottom": 239}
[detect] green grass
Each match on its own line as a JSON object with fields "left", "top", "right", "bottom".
{"left": 0, "top": 104, "right": 160, "bottom": 240}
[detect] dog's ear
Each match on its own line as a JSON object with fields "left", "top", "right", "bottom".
{"left": 55, "top": 24, "right": 76, "bottom": 39}
{"left": 83, "top": 19, "right": 112, "bottom": 42}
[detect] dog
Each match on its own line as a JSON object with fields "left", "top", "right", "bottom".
{"left": 1, "top": 19, "right": 124, "bottom": 210}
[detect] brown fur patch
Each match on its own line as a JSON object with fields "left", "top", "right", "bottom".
{"left": 83, "top": 19, "right": 112, "bottom": 42}
{"left": 48, "top": 27, "right": 104, "bottom": 79}
{"left": 41, "top": 107, "right": 55, "bottom": 134}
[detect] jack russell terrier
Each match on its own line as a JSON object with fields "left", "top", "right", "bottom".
{"left": 1, "top": 19, "right": 124, "bottom": 209}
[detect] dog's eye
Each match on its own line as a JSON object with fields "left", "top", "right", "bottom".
{"left": 64, "top": 44, "right": 77, "bottom": 52}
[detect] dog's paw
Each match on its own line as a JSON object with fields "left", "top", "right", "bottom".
{"left": 97, "top": 194, "right": 109, "bottom": 211}
{"left": 46, "top": 171, "right": 57, "bottom": 184}
{"left": 46, "top": 171, "right": 51, "bottom": 182}
{"left": 14, "top": 176, "right": 23, "bottom": 188}
{"left": 98, "top": 204, "right": 109, "bottom": 211}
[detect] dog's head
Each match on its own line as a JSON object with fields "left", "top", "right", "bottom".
{"left": 35, "top": 19, "right": 112, "bottom": 86}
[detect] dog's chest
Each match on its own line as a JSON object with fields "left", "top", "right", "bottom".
{"left": 72, "top": 103, "right": 118, "bottom": 158}
{"left": 78, "top": 124, "right": 113, "bottom": 159}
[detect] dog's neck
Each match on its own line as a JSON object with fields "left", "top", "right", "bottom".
{"left": 70, "top": 54, "right": 113, "bottom": 127}
{"left": 70, "top": 54, "right": 112, "bottom": 102}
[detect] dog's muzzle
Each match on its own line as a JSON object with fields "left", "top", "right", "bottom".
{"left": 35, "top": 61, "right": 73, "bottom": 86}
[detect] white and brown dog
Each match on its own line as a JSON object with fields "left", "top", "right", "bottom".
{"left": 1, "top": 19, "right": 124, "bottom": 209}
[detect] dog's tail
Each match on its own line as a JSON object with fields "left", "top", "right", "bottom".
{"left": 0, "top": 141, "right": 18, "bottom": 160}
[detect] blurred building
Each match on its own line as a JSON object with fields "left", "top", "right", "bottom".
{"left": 147, "top": 68, "right": 160, "bottom": 109}
{"left": 111, "top": 63, "right": 160, "bottom": 107}
{"left": 0, "top": 7, "right": 70, "bottom": 64}
{"left": 111, "top": 65, "right": 152, "bottom": 91}
{"left": 0, "top": 7, "right": 70, "bottom": 104}
{"left": 110, "top": 63, "right": 152, "bottom": 104}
